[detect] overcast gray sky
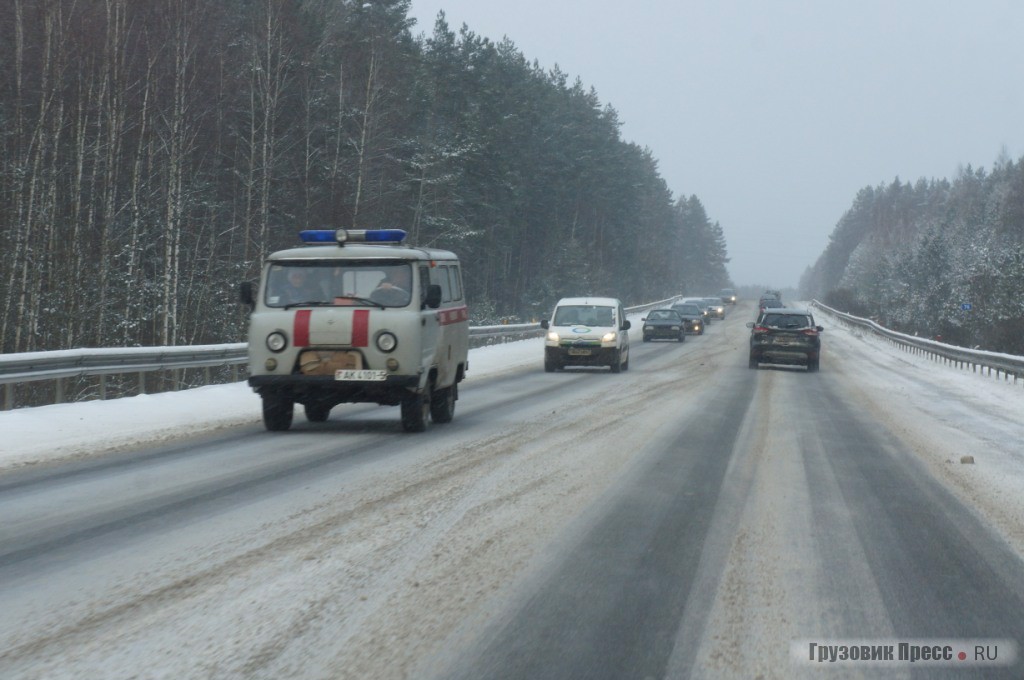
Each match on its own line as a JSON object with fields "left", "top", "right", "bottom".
{"left": 405, "top": 0, "right": 1024, "bottom": 289}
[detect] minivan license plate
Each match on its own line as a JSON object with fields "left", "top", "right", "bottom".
{"left": 567, "top": 348, "right": 592, "bottom": 356}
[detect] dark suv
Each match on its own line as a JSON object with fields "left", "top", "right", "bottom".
{"left": 746, "top": 308, "right": 823, "bottom": 371}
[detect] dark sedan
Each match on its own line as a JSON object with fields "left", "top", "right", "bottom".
{"left": 670, "top": 303, "right": 705, "bottom": 335}
{"left": 642, "top": 309, "right": 686, "bottom": 342}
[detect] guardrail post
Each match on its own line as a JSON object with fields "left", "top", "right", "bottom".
{"left": 138, "top": 372, "right": 147, "bottom": 395}
{"left": 3, "top": 383, "right": 12, "bottom": 411}
{"left": 100, "top": 375, "right": 107, "bottom": 400}
{"left": 56, "top": 377, "right": 65, "bottom": 404}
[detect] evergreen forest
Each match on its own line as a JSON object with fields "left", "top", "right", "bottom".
{"left": 801, "top": 156, "right": 1024, "bottom": 355}
{"left": 0, "top": 0, "right": 732, "bottom": 354}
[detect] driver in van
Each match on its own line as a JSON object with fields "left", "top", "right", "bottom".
{"left": 369, "top": 266, "right": 412, "bottom": 306}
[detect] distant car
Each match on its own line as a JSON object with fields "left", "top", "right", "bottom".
{"left": 679, "top": 297, "right": 713, "bottom": 323}
{"left": 758, "top": 297, "right": 784, "bottom": 314}
{"left": 702, "top": 297, "right": 725, "bottom": 319}
{"left": 719, "top": 288, "right": 737, "bottom": 304}
{"left": 670, "top": 302, "right": 705, "bottom": 334}
{"left": 642, "top": 309, "right": 686, "bottom": 342}
{"left": 746, "top": 308, "right": 823, "bottom": 371}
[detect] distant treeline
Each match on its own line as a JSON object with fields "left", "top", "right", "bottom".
{"left": 801, "top": 156, "right": 1024, "bottom": 354}
{"left": 0, "top": 0, "right": 730, "bottom": 353}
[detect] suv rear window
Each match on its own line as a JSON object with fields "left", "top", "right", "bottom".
{"left": 762, "top": 313, "right": 812, "bottom": 329}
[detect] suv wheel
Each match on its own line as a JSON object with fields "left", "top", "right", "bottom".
{"left": 807, "top": 358, "right": 820, "bottom": 372}
{"left": 748, "top": 354, "right": 758, "bottom": 370}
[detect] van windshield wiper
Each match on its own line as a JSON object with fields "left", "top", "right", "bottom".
{"left": 283, "top": 300, "right": 334, "bottom": 309}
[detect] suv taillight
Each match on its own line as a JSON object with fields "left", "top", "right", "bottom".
{"left": 753, "top": 326, "right": 769, "bottom": 333}
{"left": 801, "top": 328, "right": 819, "bottom": 336}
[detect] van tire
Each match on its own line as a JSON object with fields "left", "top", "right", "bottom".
{"left": 304, "top": 403, "right": 330, "bottom": 422}
{"left": 544, "top": 356, "right": 559, "bottom": 372}
{"left": 401, "top": 387, "right": 430, "bottom": 432}
{"left": 430, "top": 384, "right": 456, "bottom": 423}
{"left": 610, "top": 350, "right": 622, "bottom": 373}
{"left": 263, "top": 394, "right": 294, "bottom": 431}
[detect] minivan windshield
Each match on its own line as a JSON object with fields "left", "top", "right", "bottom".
{"left": 552, "top": 305, "right": 615, "bottom": 327}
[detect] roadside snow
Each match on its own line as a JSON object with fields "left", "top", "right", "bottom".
{"left": 0, "top": 336, "right": 546, "bottom": 473}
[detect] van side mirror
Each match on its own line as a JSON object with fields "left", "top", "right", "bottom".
{"left": 239, "top": 281, "right": 255, "bottom": 308}
{"left": 621, "top": 319, "right": 631, "bottom": 330}
{"left": 424, "top": 284, "right": 442, "bottom": 309}
{"left": 540, "top": 319, "right": 549, "bottom": 329}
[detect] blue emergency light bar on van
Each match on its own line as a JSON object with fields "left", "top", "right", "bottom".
{"left": 299, "top": 228, "right": 407, "bottom": 245}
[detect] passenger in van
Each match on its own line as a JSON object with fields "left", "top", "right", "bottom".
{"left": 277, "top": 268, "right": 321, "bottom": 305}
{"left": 369, "top": 266, "right": 412, "bottom": 306}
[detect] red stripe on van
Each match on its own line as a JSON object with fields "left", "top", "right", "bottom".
{"left": 294, "top": 310, "right": 311, "bottom": 347}
{"left": 352, "top": 309, "right": 369, "bottom": 347}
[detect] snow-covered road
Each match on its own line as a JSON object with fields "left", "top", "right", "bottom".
{"left": 1, "top": 305, "right": 1022, "bottom": 679}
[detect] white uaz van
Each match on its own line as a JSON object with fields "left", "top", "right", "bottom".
{"left": 240, "top": 229, "right": 469, "bottom": 432}
{"left": 540, "top": 297, "right": 631, "bottom": 373}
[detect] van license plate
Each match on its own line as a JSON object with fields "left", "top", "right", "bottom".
{"left": 567, "top": 348, "right": 592, "bottom": 356}
{"left": 335, "top": 369, "right": 388, "bottom": 381}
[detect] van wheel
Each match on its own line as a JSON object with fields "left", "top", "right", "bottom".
{"left": 304, "top": 403, "right": 330, "bottom": 422}
{"left": 544, "top": 356, "right": 559, "bottom": 372}
{"left": 401, "top": 387, "right": 430, "bottom": 432}
{"left": 610, "top": 350, "right": 622, "bottom": 373}
{"left": 262, "top": 394, "right": 294, "bottom": 431}
{"left": 430, "top": 384, "right": 456, "bottom": 423}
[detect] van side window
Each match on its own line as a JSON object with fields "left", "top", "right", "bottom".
{"left": 448, "top": 266, "right": 463, "bottom": 301}
{"left": 437, "top": 265, "right": 452, "bottom": 303}
{"left": 418, "top": 264, "right": 431, "bottom": 305}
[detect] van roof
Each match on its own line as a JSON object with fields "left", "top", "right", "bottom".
{"left": 554, "top": 296, "right": 621, "bottom": 307}
{"left": 267, "top": 243, "right": 458, "bottom": 262}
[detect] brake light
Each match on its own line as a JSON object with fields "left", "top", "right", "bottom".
{"left": 801, "top": 328, "right": 819, "bottom": 337}
{"left": 753, "top": 326, "right": 769, "bottom": 333}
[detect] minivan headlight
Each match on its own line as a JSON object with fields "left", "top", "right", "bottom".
{"left": 547, "top": 331, "right": 560, "bottom": 342}
{"left": 602, "top": 331, "right": 617, "bottom": 343}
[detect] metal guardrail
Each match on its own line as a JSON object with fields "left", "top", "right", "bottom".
{"left": 0, "top": 298, "right": 677, "bottom": 410}
{"left": 811, "top": 300, "right": 1024, "bottom": 386}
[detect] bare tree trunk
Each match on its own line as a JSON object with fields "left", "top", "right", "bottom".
{"left": 351, "top": 48, "right": 378, "bottom": 227}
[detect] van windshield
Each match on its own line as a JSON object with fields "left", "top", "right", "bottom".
{"left": 265, "top": 260, "right": 413, "bottom": 308}
{"left": 553, "top": 305, "right": 615, "bottom": 327}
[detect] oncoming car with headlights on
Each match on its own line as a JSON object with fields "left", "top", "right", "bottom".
{"left": 240, "top": 229, "right": 469, "bottom": 432}
{"left": 641, "top": 308, "right": 686, "bottom": 342}
{"left": 540, "top": 297, "right": 631, "bottom": 372}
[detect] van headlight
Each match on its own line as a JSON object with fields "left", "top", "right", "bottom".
{"left": 375, "top": 331, "right": 398, "bottom": 352}
{"left": 266, "top": 331, "right": 287, "bottom": 352}
{"left": 602, "top": 331, "right": 617, "bottom": 343}
{"left": 547, "top": 331, "right": 560, "bottom": 342}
